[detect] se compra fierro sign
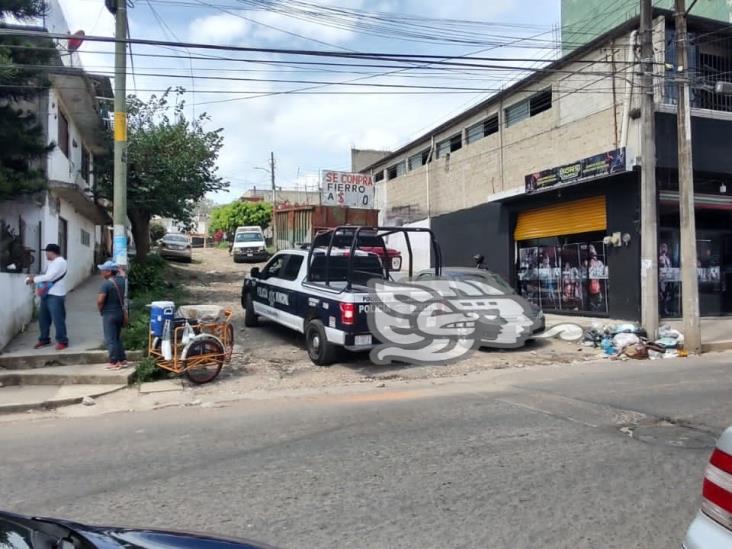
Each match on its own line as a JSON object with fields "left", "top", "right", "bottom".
{"left": 525, "top": 148, "right": 626, "bottom": 193}
{"left": 321, "top": 170, "right": 375, "bottom": 208}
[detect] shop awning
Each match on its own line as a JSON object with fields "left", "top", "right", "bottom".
{"left": 514, "top": 195, "right": 607, "bottom": 241}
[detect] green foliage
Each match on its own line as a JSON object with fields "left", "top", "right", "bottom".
{"left": 96, "top": 88, "right": 228, "bottom": 258}
{"left": 0, "top": 1, "right": 56, "bottom": 200}
{"left": 133, "top": 356, "right": 170, "bottom": 383}
{"left": 216, "top": 241, "right": 230, "bottom": 250}
{"left": 123, "top": 254, "right": 188, "bottom": 352}
{"left": 150, "top": 222, "right": 166, "bottom": 243}
{"left": 127, "top": 254, "right": 167, "bottom": 292}
{"left": 209, "top": 201, "right": 272, "bottom": 235}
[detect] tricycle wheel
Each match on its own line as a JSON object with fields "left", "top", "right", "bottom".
{"left": 305, "top": 319, "right": 338, "bottom": 366}
{"left": 184, "top": 336, "right": 225, "bottom": 384}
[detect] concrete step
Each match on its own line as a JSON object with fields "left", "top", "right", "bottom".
{"left": 0, "top": 384, "right": 127, "bottom": 414}
{"left": 0, "top": 364, "right": 134, "bottom": 386}
{"left": 0, "top": 350, "right": 144, "bottom": 370}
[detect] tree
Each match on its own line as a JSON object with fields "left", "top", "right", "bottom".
{"left": 0, "top": 1, "right": 56, "bottom": 200}
{"left": 149, "top": 222, "right": 166, "bottom": 242}
{"left": 209, "top": 201, "right": 272, "bottom": 236}
{"left": 97, "top": 88, "right": 227, "bottom": 258}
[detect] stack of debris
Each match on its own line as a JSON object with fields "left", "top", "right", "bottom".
{"left": 581, "top": 322, "right": 687, "bottom": 361}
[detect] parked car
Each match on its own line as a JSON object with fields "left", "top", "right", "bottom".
{"left": 232, "top": 226, "right": 268, "bottom": 263}
{"left": 413, "top": 267, "right": 546, "bottom": 340}
{"left": 0, "top": 510, "right": 277, "bottom": 549}
{"left": 159, "top": 233, "right": 192, "bottom": 262}
{"left": 683, "top": 425, "right": 732, "bottom": 548}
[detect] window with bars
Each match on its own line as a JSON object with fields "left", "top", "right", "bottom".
{"left": 466, "top": 114, "right": 499, "bottom": 144}
{"left": 374, "top": 170, "right": 384, "bottom": 182}
{"left": 407, "top": 148, "right": 431, "bottom": 170}
{"left": 435, "top": 134, "right": 462, "bottom": 158}
{"left": 81, "top": 229, "right": 91, "bottom": 247}
{"left": 505, "top": 88, "right": 552, "bottom": 127}
{"left": 386, "top": 161, "right": 406, "bottom": 180}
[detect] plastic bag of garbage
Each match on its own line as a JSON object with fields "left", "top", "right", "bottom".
{"left": 655, "top": 337, "right": 681, "bottom": 349}
{"left": 535, "top": 323, "right": 584, "bottom": 341}
{"left": 613, "top": 332, "right": 640, "bottom": 350}
{"left": 181, "top": 322, "right": 195, "bottom": 346}
{"left": 600, "top": 337, "right": 616, "bottom": 356}
{"left": 657, "top": 325, "right": 684, "bottom": 344}
{"left": 623, "top": 343, "right": 649, "bottom": 359}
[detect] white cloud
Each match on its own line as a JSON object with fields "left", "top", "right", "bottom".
{"left": 188, "top": 12, "right": 249, "bottom": 45}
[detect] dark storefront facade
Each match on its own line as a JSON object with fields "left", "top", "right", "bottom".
{"left": 432, "top": 171, "right": 642, "bottom": 320}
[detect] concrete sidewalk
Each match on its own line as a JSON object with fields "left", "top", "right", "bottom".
{"left": 0, "top": 275, "right": 105, "bottom": 365}
{"left": 544, "top": 313, "right": 732, "bottom": 352}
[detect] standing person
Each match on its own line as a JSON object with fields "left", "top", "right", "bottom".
{"left": 25, "top": 244, "right": 68, "bottom": 350}
{"left": 96, "top": 260, "right": 128, "bottom": 370}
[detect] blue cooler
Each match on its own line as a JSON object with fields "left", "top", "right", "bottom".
{"left": 150, "top": 301, "right": 175, "bottom": 337}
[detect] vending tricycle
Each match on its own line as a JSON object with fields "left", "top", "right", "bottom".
{"left": 148, "top": 302, "right": 234, "bottom": 383}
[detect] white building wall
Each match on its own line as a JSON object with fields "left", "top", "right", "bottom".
{"left": 55, "top": 200, "right": 96, "bottom": 290}
{"left": 0, "top": 274, "right": 35, "bottom": 351}
{"left": 0, "top": 200, "right": 46, "bottom": 351}
{"left": 46, "top": 88, "right": 93, "bottom": 188}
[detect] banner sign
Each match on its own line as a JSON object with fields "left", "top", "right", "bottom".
{"left": 321, "top": 170, "right": 375, "bottom": 208}
{"left": 525, "top": 148, "right": 627, "bottom": 193}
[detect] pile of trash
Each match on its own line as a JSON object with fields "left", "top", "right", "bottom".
{"left": 581, "top": 322, "right": 687, "bottom": 360}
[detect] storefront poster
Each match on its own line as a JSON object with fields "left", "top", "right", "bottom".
{"left": 525, "top": 148, "right": 626, "bottom": 193}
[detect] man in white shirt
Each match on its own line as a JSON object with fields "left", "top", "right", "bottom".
{"left": 26, "top": 244, "right": 69, "bottom": 350}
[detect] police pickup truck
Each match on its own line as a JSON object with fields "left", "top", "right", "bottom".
{"left": 241, "top": 226, "right": 440, "bottom": 366}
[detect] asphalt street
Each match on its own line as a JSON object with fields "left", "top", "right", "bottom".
{"left": 3, "top": 354, "right": 732, "bottom": 549}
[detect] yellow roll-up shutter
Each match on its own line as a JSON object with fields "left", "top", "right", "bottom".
{"left": 514, "top": 196, "right": 607, "bottom": 241}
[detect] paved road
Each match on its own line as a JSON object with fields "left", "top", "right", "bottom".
{"left": 3, "top": 354, "right": 732, "bottom": 549}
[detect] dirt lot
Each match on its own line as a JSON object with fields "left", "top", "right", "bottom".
{"left": 168, "top": 248, "right": 600, "bottom": 394}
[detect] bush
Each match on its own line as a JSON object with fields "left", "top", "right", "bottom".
{"left": 123, "top": 254, "right": 189, "bottom": 352}
{"left": 133, "top": 356, "right": 170, "bottom": 383}
{"left": 128, "top": 254, "right": 167, "bottom": 292}
{"left": 150, "top": 222, "right": 166, "bottom": 243}
{"left": 217, "top": 241, "right": 230, "bottom": 250}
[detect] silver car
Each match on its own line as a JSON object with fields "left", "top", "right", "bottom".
{"left": 159, "top": 233, "right": 192, "bottom": 263}
{"left": 683, "top": 426, "right": 732, "bottom": 548}
{"left": 413, "top": 267, "right": 545, "bottom": 346}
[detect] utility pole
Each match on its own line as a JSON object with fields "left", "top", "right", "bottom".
{"left": 270, "top": 151, "right": 277, "bottom": 251}
{"left": 640, "top": 0, "right": 659, "bottom": 339}
{"left": 675, "top": 0, "right": 701, "bottom": 353}
{"left": 112, "top": 0, "right": 128, "bottom": 267}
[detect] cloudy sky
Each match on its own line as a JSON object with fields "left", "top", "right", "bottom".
{"left": 57, "top": 0, "right": 561, "bottom": 202}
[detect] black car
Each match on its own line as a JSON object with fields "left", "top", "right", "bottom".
{"left": 0, "top": 511, "right": 278, "bottom": 549}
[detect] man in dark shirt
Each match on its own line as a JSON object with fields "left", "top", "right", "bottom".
{"left": 96, "top": 260, "right": 128, "bottom": 370}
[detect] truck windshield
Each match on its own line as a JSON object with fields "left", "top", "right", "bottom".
{"left": 236, "top": 232, "right": 263, "bottom": 242}
{"left": 309, "top": 254, "right": 385, "bottom": 286}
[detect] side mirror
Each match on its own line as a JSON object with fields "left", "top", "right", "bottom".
{"left": 250, "top": 267, "right": 260, "bottom": 278}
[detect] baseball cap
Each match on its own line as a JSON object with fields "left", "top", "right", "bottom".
{"left": 97, "top": 260, "right": 118, "bottom": 272}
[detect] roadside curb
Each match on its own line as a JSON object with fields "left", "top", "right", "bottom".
{"left": 702, "top": 340, "right": 732, "bottom": 353}
{"left": 0, "top": 350, "right": 144, "bottom": 370}
{"left": 0, "top": 384, "right": 128, "bottom": 415}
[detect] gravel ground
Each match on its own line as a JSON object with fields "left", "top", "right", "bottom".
{"left": 172, "top": 248, "right": 601, "bottom": 394}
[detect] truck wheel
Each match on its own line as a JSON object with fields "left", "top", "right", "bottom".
{"left": 244, "top": 293, "right": 259, "bottom": 327}
{"left": 305, "top": 319, "right": 338, "bottom": 366}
